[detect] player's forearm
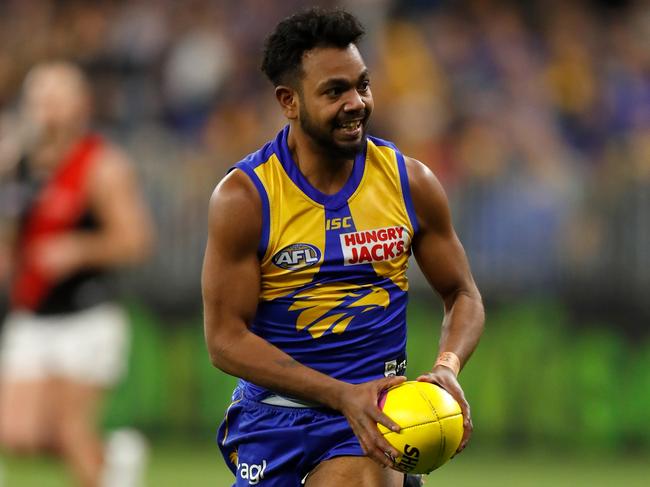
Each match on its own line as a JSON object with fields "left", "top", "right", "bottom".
{"left": 207, "top": 325, "right": 349, "bottom": 410}
{"left": 438, "top": 288, "right": 484, "bottom": 370}
{"left": 71, "top": 228, "right": 153, "bottom": 269}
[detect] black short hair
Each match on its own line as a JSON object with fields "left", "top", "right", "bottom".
{"left": 261, "top": 8, "right": 365, "bottom": 87}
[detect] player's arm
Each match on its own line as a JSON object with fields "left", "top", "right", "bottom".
{"left": 0, "top": 228, "right": 12, "bottom": 287}
{"left": 30, "top": 145, "right": 155, "bottom": 280}
{"left": 0, "top": 119, "right": 21, "bottom": 284}
{"left": 406, "top": 156, "right": 485, "bottom": 452}
{"left": 0, "top": 186, "right": 16, "bottom": 287}
{"left": 0, "top": 114, "right": 22, "bottom": 177}
{"left": 202, "top": 169, "right": 405, "bottom": 467}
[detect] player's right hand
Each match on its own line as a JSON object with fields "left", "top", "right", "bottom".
{"left": 417, "top": 366, "right": 473, "bottom": 454}
{"left": 334, "top": 375, "right": 406, "bottom": 468}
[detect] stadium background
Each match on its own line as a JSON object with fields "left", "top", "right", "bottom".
{"left": 0, "top": 0, "right": 648, "bottom": 485}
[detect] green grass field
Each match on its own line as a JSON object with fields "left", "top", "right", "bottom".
{"left": 2, "top": 442, "right": 648, "bottom": 486}
{"left": 4, "top": 302, "right": 648, "bottom": 485}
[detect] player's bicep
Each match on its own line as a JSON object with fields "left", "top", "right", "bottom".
{"left": 201, "top": 230, "right": 260, "bottom": 331}
{"left": 90, "top": 147, "right": 154, "bottom": 258}
{"left": 413, "top": 222, "right": 475, "bottom": 309}
{"left": 201, "top": 170, "right": 262, "bottom": 358}
{"left": 407, "top": 158, "right": 477, "bottom": 308}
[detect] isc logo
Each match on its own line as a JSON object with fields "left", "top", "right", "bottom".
{"left": 326, "top": 217, "right": 352, "bottom": 230}
{"left": 272, "top": 243, "right": 321, "bottom": 270}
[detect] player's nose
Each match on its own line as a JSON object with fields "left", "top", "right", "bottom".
{"left": 343, "top": 89, "right": 365, "bottom": 112}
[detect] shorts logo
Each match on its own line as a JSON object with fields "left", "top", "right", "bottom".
{"left": 395, "top": 444, "right": 420, "bottom": 473}
{"left": 384, "top": 359, "right": 407, "bottom": 377}
{"left": 237, "top": 459, "right": 267, "bottom": 485}
{"left": 340, "top": 226, "right": 409, "bottom": 265}
{"left": 272, "top": 243, "right": 321, "bottom": 270}
{"left": 229, "top": 450, "right": 239, "bottom": 467}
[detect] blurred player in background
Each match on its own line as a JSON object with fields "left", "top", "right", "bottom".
{"left": 0, "top": 62, "right": 154, "bottom": 487}
{"left": 202, "top": 8, "right": 484, "bottom": 487}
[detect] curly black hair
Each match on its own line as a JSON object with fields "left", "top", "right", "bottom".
{"left": 261, "top": 7, "right": 365, "bottom": 88}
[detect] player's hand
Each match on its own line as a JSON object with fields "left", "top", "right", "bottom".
{"left": 417, "top": 366, "right": 472, "bottom": 454}
{"left": 334, "top": 375, "right": 406, "bottom": 468}
{"left": 28, "top": 234, "right": 85, "bottom": 281}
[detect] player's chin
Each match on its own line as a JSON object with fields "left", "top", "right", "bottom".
{"left": 332, "top": 133, "right": 367, "bottom": 157}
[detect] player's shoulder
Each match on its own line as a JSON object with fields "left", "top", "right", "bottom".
{"left": 364, "top": 134, "right": 444, "bottom": 199}
{"left": 367, "top": 134, "right": 400, "bottom": 152}
{"left": 402, "top": 156, "right": 451, "bottom": 231}
{"left": 210, "top": 136, "right": 279, "bottom": 215}
{"left": 366, "top": 135, "right": 426, "bottom": 178}
{"left": 211, "top": 168, "right": 259, "bottom": 210}
{"left": 211, "top": 139, "right": 275, "bottom": 207}
{"left": 89, "top": 137, "right": 137, "bottom": 189}
{"left": 208, "top": 132, "right": 283, "bottom": 237}
{"left": 207, "top": 169, "right": 262, "bottom": 253}
{"left": 403, "top": 156, "right": 444, "bottom": 197}
{"left": 232, "top": 137, "right": 277, "bottom": 172}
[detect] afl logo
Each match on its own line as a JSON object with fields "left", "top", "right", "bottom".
{"left": 272, "top": 243, "right": 321, "bottom": 270}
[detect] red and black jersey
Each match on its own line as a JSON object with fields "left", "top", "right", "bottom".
{"left": 9, "top": 134, "right": 115, "bottom": 315}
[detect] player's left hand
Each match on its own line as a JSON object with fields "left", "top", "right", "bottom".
{"left": 416, "top": 366, "right": 472, "bottom": 454}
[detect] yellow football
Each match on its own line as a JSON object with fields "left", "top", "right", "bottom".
{"left": 378, "top": 381, "right": 463, "bottom": 474}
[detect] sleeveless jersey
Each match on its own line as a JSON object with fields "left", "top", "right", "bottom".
{"left": 234, "top": 126, "right": 419, "bottom": 397}
{"left": 8, "top": 134, "right": 115, "bottom": 315}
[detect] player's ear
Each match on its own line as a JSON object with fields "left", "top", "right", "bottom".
{"left": 275, "top": 85, "right": 298, "bottom": 120}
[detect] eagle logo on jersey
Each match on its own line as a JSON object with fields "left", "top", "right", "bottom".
{"left": 289, "top": 282, "right": 390, "bottom": 338}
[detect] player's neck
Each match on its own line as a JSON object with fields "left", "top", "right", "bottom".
{"left": 30, "top": 124, "right": 86, "bottom": 172}
{"left": 287, "top": 126, "right": 354, "bottom": 196}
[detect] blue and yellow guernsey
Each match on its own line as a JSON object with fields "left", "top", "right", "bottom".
{"left": 234, "top": 125, "right": 419, "bottom": 400}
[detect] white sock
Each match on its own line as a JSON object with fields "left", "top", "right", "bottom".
{"left": 101, "top": 428, "right": 149, "bottom": 487}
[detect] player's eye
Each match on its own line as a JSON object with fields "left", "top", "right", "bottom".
{"left": 325, "top": 87, "right": 344, "bottom": 97}
{"left": 358, "top": 80, "right": 370, "bottom": 93}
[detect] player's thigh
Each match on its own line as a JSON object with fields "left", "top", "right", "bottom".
{"left": 306, "top": 456, "right": 403, "bottom": 487}
{"left": 0, "top": 378, "right": 57, "bottom": 449}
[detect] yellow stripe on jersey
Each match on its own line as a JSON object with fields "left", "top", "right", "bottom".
{"left": 347, "top": 142, "right": 413, "bottom": 291}
{"left": 254, "top": 154, "right": 325, "bottom": 301}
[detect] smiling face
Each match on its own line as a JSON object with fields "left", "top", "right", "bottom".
{"left": 289, "top": 44, "right": 374, "bottom": 160}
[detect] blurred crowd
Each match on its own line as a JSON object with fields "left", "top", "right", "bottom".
{"left": 1, "top": 0, "right": 648, "bottom": 322}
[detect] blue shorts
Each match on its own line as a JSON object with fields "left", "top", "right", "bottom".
{"left": 217, "top": 385, "right": 364, "bottom": 486}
